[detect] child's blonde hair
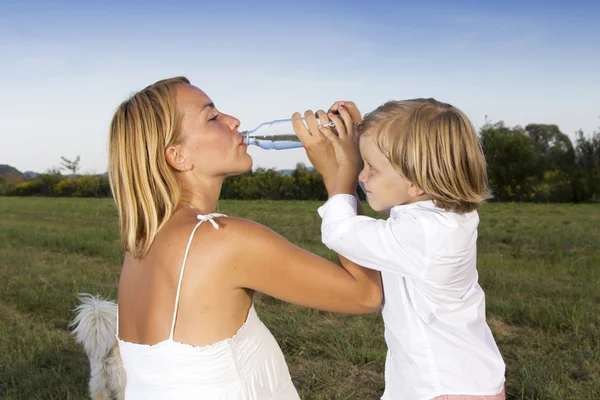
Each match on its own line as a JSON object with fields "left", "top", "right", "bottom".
{"left": 357, "top": 98, "right": 492, "bottom": 213}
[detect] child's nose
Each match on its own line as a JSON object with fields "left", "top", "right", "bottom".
{"left": 358, "top": 169, "right": 367, "bottom": 182}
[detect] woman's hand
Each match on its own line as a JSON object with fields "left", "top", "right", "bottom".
{"left": 292, "top": 110, "right": 338, "bottom": 192}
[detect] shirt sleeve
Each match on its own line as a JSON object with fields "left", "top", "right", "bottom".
{"left": 317, "top": 194, "right": 426, "bottom": 278}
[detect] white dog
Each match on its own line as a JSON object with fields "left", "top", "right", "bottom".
{"left": 70, "top": 294, "right": 126, "bottom": 400}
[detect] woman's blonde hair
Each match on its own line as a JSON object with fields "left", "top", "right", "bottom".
{"left": 108, "top": 76, "right": 190, "bottom": 259}
{"left": 357, "top": 98, "right": 492, "bottom": 213}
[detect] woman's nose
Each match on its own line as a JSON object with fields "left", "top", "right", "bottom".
{"left": 228, "top": 114, "right": 241, "bottom": 131}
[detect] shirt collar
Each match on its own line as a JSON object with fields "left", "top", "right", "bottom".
{"left": 389, "top": 200, "right": 437, "bottom": 217}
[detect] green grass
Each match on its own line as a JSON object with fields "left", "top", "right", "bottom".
{"left": 0, "top": 197, "right": 598, "bottom": 399}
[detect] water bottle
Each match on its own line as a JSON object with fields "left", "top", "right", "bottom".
{"left": 242, "top": 118, "right": 334, "bottom": 150}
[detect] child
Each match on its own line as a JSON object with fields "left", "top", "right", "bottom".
{"left": 317, "top": 99, "right": 506, "bottom": 400}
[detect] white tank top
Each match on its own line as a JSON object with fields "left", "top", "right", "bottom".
{"left": 116, "top": 213, "right": 300, "bottom": 399}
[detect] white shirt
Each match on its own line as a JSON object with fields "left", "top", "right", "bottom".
{"left": 318, "top": 195, "right": 505, "bottom": 400}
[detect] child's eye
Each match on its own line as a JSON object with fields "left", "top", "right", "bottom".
{"left": 209, "top": 114, "right": 218, "bottom": 121}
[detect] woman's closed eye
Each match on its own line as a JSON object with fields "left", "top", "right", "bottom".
{"left": 209, "top": 114, "right": 219, "bottom": 122}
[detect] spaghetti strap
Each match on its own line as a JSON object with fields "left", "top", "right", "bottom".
{"left": 168, "top": 213, "right": 227, "bottom": 340}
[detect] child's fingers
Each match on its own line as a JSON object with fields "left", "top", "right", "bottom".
{"left": 337, "top": 108, "right": 354, "bottom": 137}
{"left": 328, "top": 113, "right": 346, "bottom": 139}
{"left": 328, "top": 101, "right": 361, "bottom": 123}
{"left": 327, "top": 101, "right": 342, "bottom": 114}
{"left": 344, "top": 102, "right": 362, "bottom": 123}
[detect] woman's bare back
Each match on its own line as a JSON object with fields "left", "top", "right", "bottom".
{"left": 117, "top": 210, "right": 253, "bottom": 347}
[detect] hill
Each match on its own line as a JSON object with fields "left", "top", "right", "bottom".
{"left": 0, "top": 165, "right": 25, "bottom": 184}
{"left": 23, "top": 171, "right": 39, "bottom": 178}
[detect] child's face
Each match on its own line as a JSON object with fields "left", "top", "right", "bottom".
{"left": 358, "top": 136, "right": 421, "bottom": 213}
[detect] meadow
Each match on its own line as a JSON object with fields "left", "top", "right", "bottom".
{"left": 0, "top": 197, "right": 598, "bottom": 399}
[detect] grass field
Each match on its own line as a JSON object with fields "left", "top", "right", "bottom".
{"left": 0, "top": 197, "right": 598, "bottom": 399}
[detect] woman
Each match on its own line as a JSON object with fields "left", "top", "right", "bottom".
{"left": 73, "top": 76, "right": 381, "bottom": 400}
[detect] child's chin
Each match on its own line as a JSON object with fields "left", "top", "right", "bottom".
{"left": 368, "top": 200, "right": 391, "bottom": 215}
{"left": 367, "top": 199, "right": 382, "bottom": 212}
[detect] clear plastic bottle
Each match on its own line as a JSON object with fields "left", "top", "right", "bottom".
{"left": 242, "top": 118, "right": 334, "bottom": 150}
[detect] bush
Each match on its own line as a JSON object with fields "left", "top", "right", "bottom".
{"left": 7, "top": 181, "right": 44, "bottom": 196}
{"left": 53, "top": 179, "right": 78, "bottom": 197}
{"left": 69, "top": 176, "right": 111, "bottom": 197}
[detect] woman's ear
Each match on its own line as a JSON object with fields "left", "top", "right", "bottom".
{"left": 165, "top": 145, "right": 190, "bottom": 172}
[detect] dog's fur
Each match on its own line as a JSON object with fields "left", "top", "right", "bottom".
{"left": 70, "top": 294, "right": 126, "bottom": 400}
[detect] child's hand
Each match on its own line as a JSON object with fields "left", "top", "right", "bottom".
{"left": 319, "top": 104, "right": 362, "bottom": 196}
{"left": 327, "top": 101, "right": 362, "bottom": 123}
{"left": 292, "top": 101, "right": 362, "bottom": 196}
{"left": 319, "top": 104, "right": 361, "bottom": 171}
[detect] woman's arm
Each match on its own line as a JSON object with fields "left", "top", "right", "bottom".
{"left": 216, "top": 217, "right": 383, "bottom": 315}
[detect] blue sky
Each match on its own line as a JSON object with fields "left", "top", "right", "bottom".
{"left": 1, "top": 0, "right": 599, "bottom": 173}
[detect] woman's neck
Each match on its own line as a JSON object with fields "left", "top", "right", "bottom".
{"left": 179, "top": 176, "right": 223, "bottom": 215}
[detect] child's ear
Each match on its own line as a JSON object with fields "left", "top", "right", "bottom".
{"left": 408, "top": 182, "right": 426, "bottom": 197}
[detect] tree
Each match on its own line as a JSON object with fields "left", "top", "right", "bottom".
{"left": 60, "top": 156, "right": 81, "bottom": 175}
{"left": 525, "top": 124, "right": 575, "bottom": 174}
{"left": 46, "top": 166, "right": 62, "bottom": 176}
{"left": 572, "top": 126, "right": 600, "bottom": 201}
{"left": 574, "top": 119, "right": 600, "bottom": 174}
{"left": 37, "top": 167, "right": 64, "bottom": 195}
{"left": 479, "top": 121, "right": 539, "bottom": 199}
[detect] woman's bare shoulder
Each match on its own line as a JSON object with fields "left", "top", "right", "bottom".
{"left": 193, "top": 216, "right": 281, "bottom": 252}
{"left": 162, "top": 215, "right": 279, "bottom": 262}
